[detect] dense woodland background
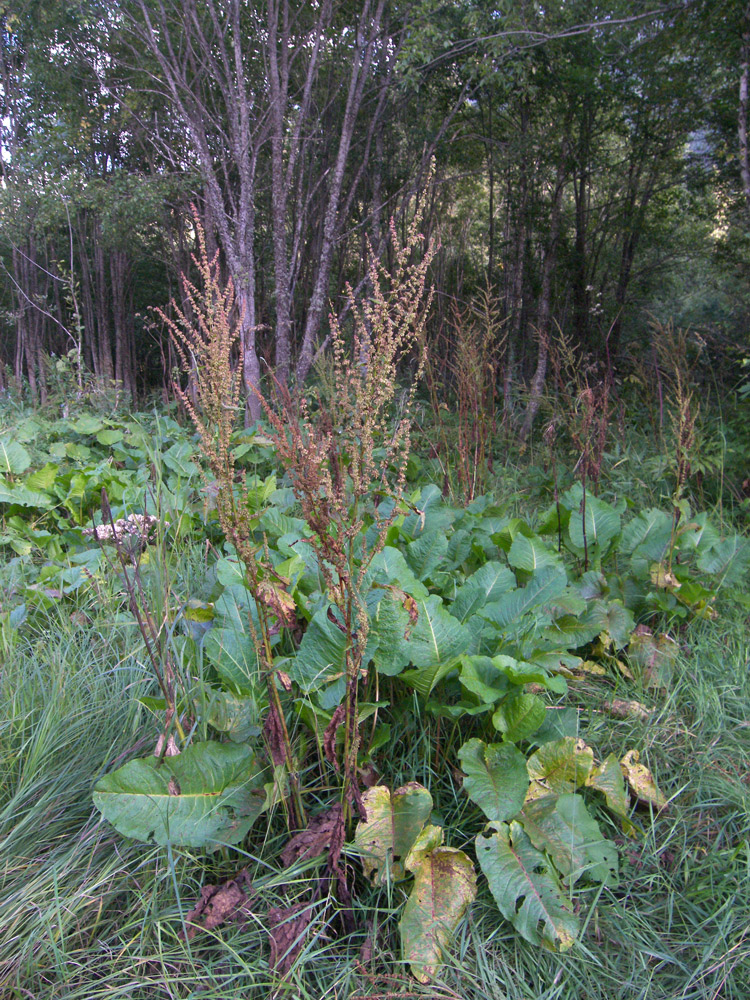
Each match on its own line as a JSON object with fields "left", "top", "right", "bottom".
{"left": 1, "top": 0, "right": 749, "bottom": 430}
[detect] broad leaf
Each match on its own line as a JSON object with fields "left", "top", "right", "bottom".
{"left": 585, "top": 754, "right": 631, "bottom": 819}
{"left": 620, "top": 750, "right": 668, "bottom": 810}
{"left": 620, "top": 508, "right": 672, "bottom": 560}
{"left": 482, "top": 568, "right": 568, "bottom": 628}
{"left": 508, "top": 534, "right": 562, "bottom": 573}
{"left": 354, "top": 782, "right": 433, "bottom": 883}
{"left": 93, "top": 742, "right": 266, "bottom": 846}
{"left": 458, "top": 656, "right": 509, "bottom": 705}
{"left": 527, "top": 738, "right": 594, "bottom": 793}
{"left": 520, "top": 793, "right": 619, "bottom": 885}
{"left": 565, "top": 489, "right": 620, "bottom": 557}
{"left": 400, "top": 826, "right": 477, "bottom": 983}
{"left": 476, "top": 821, "right": 579, "bottom": 951}
{"left": 405, "top": 529, "right": 449, "bottom": 581}
{"left": 204, "top": 626, "right": 259, "bottom": 693}
{"left": 290, "top": 607, "right": 348, "bottom": 700}
{"left": 457, "top": 738, "right": 528, "bottom": 822}
{"left": 405, "top": 595, "right": 471, "bottom": 666}
{"left": 492, "top": 693, "right": 546, "bottom": 743}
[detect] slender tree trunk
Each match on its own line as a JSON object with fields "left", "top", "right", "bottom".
{"left": 740, "top": 5, "right": 750, "bottom": 208}
{"left": 519, "top": 157, "right": 568, "bottom": 443}
{"left": 295, "top": 0, "right": 386, "bottom": 386}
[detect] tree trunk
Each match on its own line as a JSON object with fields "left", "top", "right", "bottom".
{"left": 740, "top": 5, "right": 750, "bottom": 208}
{"left": 519, "top": 157, "right": 568, "bottom": 443}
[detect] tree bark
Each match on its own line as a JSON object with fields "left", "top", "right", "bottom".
{"left": 740, "top": 5, "right": 750, "bottom": 209}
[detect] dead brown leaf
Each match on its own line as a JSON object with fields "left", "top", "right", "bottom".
{"left": 263, "top": 701, "right": 287, "bottom": 767}
{"left": 323, "top": 704, "right": 346, "bottom": 772}
{"left": 181, "top": 870, "right": 255, "bottom": 941}
{"left": 281, "top": 804, "right": 344, "bottom": 869}
{"left": 267, "top": 901, "right": 312, "bottom": 974}
{"left": 257, "top": 580, "right": 297, "bottom": 627}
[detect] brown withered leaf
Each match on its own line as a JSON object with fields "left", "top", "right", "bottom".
{"left": 323, "top": 704, "right": 346, "bottom": 772}
{"left": 281, "top": 804, "right": 344, "bottom": 869}
{"left": 181, "top": 870, "right": 255, "bottom": 941}
{"left": 263, "top": 701, "right": 287, "bottom": 767}
{"left": 268, "top": 901, "right": 312, "bottom": 974}
{"left": 275, "top": 669, "right": 293, "bottom": 692}
{"left": 167, "top": 777, "right": 181, "bottom": 796}
{"left": 257, "top": 581, "right": 297, "bottom": 627}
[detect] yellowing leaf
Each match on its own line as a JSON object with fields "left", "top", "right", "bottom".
{"left": 650, "top": 563, "right": 681, "bottom": 590}
{"left": 527, "top": 737, "right": 594, "bottom": 794}
{"left": 400, "top": 826, "right": 477, "bottom": 983}
{"left": 620, "top": 750, "right": 668, "bottom": 810}
{"left": 354, "top": 783, "right": 433, "bottom": 883}
{"left": 585, "top": 754, "right": 631, "bottom": 819}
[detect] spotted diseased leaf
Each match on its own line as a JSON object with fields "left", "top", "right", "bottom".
{"left": 620, "top": 750, "right": 668, "bottom": 810}
{"left": 400, "top": 826, "right": 477, "bottom": 983}
{"left": 586, "top": 754, "right": 631, "bottom": 819}
{"left": 475, "top": 821, "right": 579, "bottom": 951}
{"left": 256, "top": 580, "right": 297, "bottom": 627}
{"left": 520, "top": 793, "right": 619, "bottom": 885}
{"left": 527, "top": 738, "right": 594, "bottom": 794}
{"left": 458, "top": 739, "right": 529, "bottom": 822}
{"left": 354, "top": 783, "right": 433, "bottom": 883}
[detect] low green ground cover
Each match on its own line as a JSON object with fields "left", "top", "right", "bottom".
{"left": 0, "top": 401, "right": 748, "bottom": 999}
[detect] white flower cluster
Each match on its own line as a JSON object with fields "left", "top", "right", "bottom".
{"left": 83, "top": 513, "right": 162, "bottom": 545}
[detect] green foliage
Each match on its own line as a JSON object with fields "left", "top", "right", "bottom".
{"left": 92, "top": 742, "right": 267, "bottom": 848}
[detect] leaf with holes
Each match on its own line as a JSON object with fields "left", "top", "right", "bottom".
{"left": 520, "top": 793, "right": 619, "bottom": 885}
{"left": 475, "top": 820, "right": 579, "bottom": 951}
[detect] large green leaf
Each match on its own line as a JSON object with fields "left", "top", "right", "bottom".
{"left": 458, "top": 656, "right": 510, "bottom": 705}
{"left": 354, "top": 782, "right": 433, "bottom": 883}
{"left": 400, "top": 826, "right": 477, "bottom": 983}
{"left": 520, "top": 794, "right": 619, "bottom": 885}
{"left": 93, "top": 742, "right": 266, "bottom": 846}
{"left": 451, "top": 561, "right": 516, "bottom": 621}
{"left": 204, "top": 626, "right": 259, "bottom": 693}
{"left": 405, "top": 529, "right": 449, "bottom": 581}
{"left": 492, "top": 693, "right": 546, "bottom": 743}
{"left": 370, "top": 593, "right": 413, "bottom": 677}
{"left": 400, "top": 595, "right": 471, "bottom": 671}
{"left": 508, "top": 534, "right": 562, "bottom": 574}
{"left": 0, "top": 439, "right": 31, "bottom": 475}
{"left": 291, "top": 608, "right": 348, "bottom": 702}
{"left": 565, "top": 489, "right": 620, "bottom": 558}
{"left": 620, "top": 508, "right": 672, "bottom": 560}
{"left": 697, "top": 535, "right": 750, "bottom": 585}
{"left": 475, "top": 821, "right": 579, "bottom": 951}
{"left": 457, "top": 739, "right": 528, "bottom": 822}
{"left": 481, "top": 568, "right": 568, "bottom": 628}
